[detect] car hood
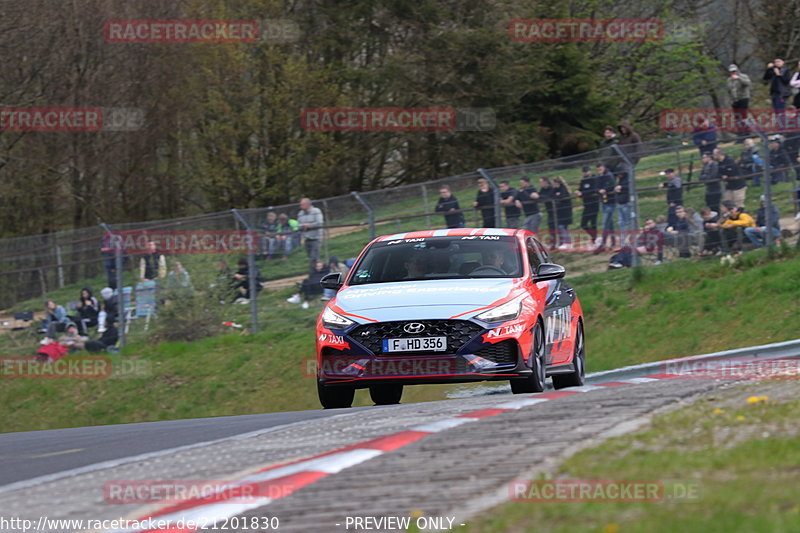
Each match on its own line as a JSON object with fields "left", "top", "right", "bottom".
{"left": 334, "top": 278, "right": 516, "bottom": 321}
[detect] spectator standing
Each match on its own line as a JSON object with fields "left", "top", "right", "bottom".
{"left": 434, "top": 185, "right": 465, "bottom": 229}
{"left": 474, "top": 178, "right": 496, "bottom": 227}
{"left": 768, "top": 136, "right": 791, "bottom": 184}
{"left": 553, "top": 176, "right": 573, "bottom": 249}
{"left": 275, "top": 213, "right": 299, "bottom": 260}
{"left": 297, "top": 198, "right": 324, "bottom": 272}
{"left": 517, "top": 177, "right": 541, "bottom": 234}
{"left": 791, "top": 61, "right": 800, "bottom": 109}
{"left": 744, "top": 195, "right": 781, "bottom": 247}
{"left": 261, "top": 211, "right": 280, "bottom": 259}
{"left": 739, "top": 138, "right": 764, "bottom": 186}
{"left": 101, "top": 233, "right": 118, "bottom": 289}
{"left": 574, "top": 166, "right": 599, "bottom": 245}
{"left": 613, "top": 169, "right": 632, "bottom": 246}
{"left": 617, "top": 120, "right": 641, "bottom": 166}
{"left": 139, "top": 241, "right": 166, "bottom": 282}
{"left": 658, "top": 168, "right": 683, "bottom": 227}
{"left": 727, "top": 64, "right": 751, "bottom": 132}
{"left": 692, "top": 117, "right": 717, "bottom": 155}
{"left": 598, "top": 125, "right": 621, "bottom": 171}
{"left": 763, "top": 58, "right": 792, "bottom": 121}
{"left": 699, "top": 152, "right": 722, "bottom": 213}
{"left": 499, "top": 180, "right": 521, "bottom": 228}
{"left": 714, "top": 148, "right": 747, "bottom": 209}
{"left": 594, "top": 163, "right": 616, "bottom": 253}
{"left": 538, "top": 177, "right": 557, "bottom": 247}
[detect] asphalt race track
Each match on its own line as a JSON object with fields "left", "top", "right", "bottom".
{"left": 1, "top": 341, "right": 798, "bottom": 533}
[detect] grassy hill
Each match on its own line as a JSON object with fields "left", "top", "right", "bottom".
{"left": 1, "top": 244, "right": 796, "bottom": 433}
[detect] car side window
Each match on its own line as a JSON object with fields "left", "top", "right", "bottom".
{"left": 526, "top": 237, "right": 542, "bottom": 273}
{"left": 534, "top": 240, "right": 550, "bottom": 264}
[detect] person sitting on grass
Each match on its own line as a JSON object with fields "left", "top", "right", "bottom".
{"left": 744, "top": 195, "right": 781, "bottom": 248}
{"left": 58, "top": 324, "right": 88, "bottom": 352}
{"left": 85, "top": 320, "right": 119, "bottom": 353}
{"left": 41, "top": 299, "right": 74, "bottom": 343}
{"left": 719, "top": 200, "right": 756, "bottom": 252}
{"left": 232, "top": 257, "right": 264, "bottom": 304}
{"left": 287, "top": 261, "right": 330, "bottom": 309}
{"left": 608, "top": 218, "right": 664, "bottom": 268}
{"left": 75, "top": 287, "right": 99, "bottom": 335}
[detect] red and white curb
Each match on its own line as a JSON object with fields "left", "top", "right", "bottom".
{"left": 103, "top": 373, "right": 692, "bottom": 533}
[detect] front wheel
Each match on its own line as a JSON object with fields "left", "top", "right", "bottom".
{"left": 318, "top": 382, "right": 355, "bottom": 409}
{"left": 510, "top": 321, "right": 546, "bottom": 394}
{"left": 552, "top": 323, "right": 586, "bottom": 389}
{"left": 369, "top": 384, "right": 403, "bottom": 405}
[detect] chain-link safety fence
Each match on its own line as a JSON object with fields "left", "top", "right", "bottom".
{"left": 1, "top": 133, "right": 798, "bottom": 349}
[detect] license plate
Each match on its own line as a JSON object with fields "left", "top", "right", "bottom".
{"left": 382, "top": 337, "right": 447, "bottom": 352}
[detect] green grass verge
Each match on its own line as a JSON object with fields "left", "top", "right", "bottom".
{"left": 463, "top": 381, "right": 800, "bottom": 533}
{"left": 1, "top": 241, "right": 797, "bottom": 433}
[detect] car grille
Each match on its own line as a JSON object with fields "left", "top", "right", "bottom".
{"left": 351, "top": 319, "right": 484, "bottom": 355}
{"left": 475, "top": 340, "right": 518, "bottom": 365}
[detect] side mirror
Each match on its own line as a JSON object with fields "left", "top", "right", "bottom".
{"left": 320, "top": 272, "right": 343, "bottom": 291}
{"left": 533, "top": 263, "right": 565, "bottom": 282}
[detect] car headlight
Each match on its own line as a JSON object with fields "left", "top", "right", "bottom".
{"left": 322, "top": 307, "right": 355, "bottom": 330}
{"left": 475, "top": 294, "right": 526, "bottom": 323}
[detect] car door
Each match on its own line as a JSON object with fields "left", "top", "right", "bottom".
{"left": 528, "top": 237, "right": 574, "bottom": 365}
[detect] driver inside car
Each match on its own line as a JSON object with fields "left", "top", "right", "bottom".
{"left": 481, "top": 249, "right": 509, "bottom": 273}
{"left": 403, "top": 254, "right": 430, "bottom": 279}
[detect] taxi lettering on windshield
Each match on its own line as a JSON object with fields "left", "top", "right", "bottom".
{"left": 460, "top": 235, "right": 500, "bottom": 240}
{"left": 387, "top": 237, "right": 425, "bottom": 245}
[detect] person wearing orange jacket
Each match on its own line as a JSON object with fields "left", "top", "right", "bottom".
{"left": 719, "top": 200, "right": 755, "bottom": 252}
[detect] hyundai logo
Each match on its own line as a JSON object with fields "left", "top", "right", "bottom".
{"left": 403, "top": 322, "right": 426, "bottom": 334}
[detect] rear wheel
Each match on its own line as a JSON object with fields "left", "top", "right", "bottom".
{"left": 552, "top": 323, "right": 586, "bottom": 389}
{"left": 369, "top": 383, "right": 404, "bottom": 405}
{"left": 510, "top": 321, "right": 546, "bottom": 394}
{"left": 317, "top": 382, "right": 355, "bottom": 409}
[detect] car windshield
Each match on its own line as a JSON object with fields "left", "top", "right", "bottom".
{"left": 348, "top": 235, "right": 522, "bottom": 285}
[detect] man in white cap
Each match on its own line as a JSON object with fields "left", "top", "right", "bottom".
{"left": 727, "top": 64, "right": 751, "bottom": 133}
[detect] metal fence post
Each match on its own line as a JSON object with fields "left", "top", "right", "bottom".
{"left": 55, "top": 244, "right": 64, "bottom": 289}
{"left": 476, "top": 168, "right": 500, "bottom": 228}
{"left": 421, "top": 184, "right": 431, "bottom": 228}
{"left": 102, "top": 223, "right": 126, "bottom": 347}
{"left": 754, "top": 132, "right": 775, "bottom": 247}
{"left": 612, "top": 145, "right": 641, "bottom": 265}
{"left": 232, "top": 209, "right": 259, "bottom": 334}
{"left": 351, "top": 192, "right": 375, "bottom": 240}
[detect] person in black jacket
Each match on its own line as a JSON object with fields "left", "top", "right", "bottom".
{"left": 574, "top": 166, "right": 599, "bottom": 245}
{"left": 435, "top": 185, "right": 465, "bottom": 228}
{"left": 764, "top": 58, "right": 792, "bottom": 116}
{"left": 85, "top": 321, "right": 119, "bottom": 353}
{"left": 614, "top": 170, "right": 632, "bottom": 246}
{"left": 553, "top": 176, "right": 573, "bottom": 249}
{"left": 699, "top": 152, "right": 721, "bottom": 213}
{"left": 658, "top": 168, "right": 683, "bottom": 227}
{"left": 473, "top": 178, "right": 495, "bottom": 228}
{"left": 499, "top": 180, "right": 521, "bottom": 228}
{"left": 516, "top": 177, "right": 541, "bottom": 234}
{"left": 75, "top": 287, "right": 99, "bottom": 335}
{"left": 594, "top": 163, "right": 617, "bottom": 253}
{"left": 232, "top": 257, "right": 264, "bottom": 303}
{"left": 714, "top": 148, "right": 747, "bottom": 208}
{"left": 538, "top": 177, "right": 557, "bottom": 248}
{"left": 768, "top": 137, "right": 791, "bottom": 184}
